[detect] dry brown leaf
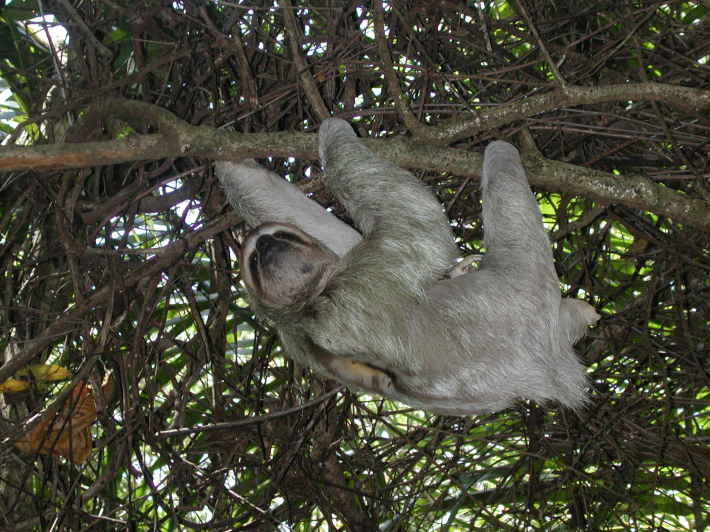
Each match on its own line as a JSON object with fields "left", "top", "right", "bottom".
{"left": 14, "top": 379, "right": 104, "bottom": 464}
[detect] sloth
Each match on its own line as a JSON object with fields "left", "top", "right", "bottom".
{"left": 215, "top": 118, "right": 599, "bottom": 415}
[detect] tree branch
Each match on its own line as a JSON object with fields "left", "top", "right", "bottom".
{"left": 0, "top": 213, "right": 240, "bottom": 384}
{"left": 428, "top": 83, "right": 710, "bottom": 144}
{"left": 373, "top": 0, "right": 424, "bottom": 135}
{"left": 0, "top": 98, "right": 707, "bottom": 228}
{"left": 279, "top": 0, "right": 330, "bottom": 120}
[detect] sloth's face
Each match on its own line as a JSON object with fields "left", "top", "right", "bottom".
{"left": 241, "top": 223, "right": 339, "bottom": 307}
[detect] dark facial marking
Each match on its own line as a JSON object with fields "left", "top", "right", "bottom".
{"left": 273, "top": 231, "right": 306, "bottom": 244}
{"left": 248, "top": 251, "right": 262, "bottom": 291}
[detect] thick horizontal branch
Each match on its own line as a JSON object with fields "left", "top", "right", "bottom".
{"left": 0, "top": 102, "right": 707, "bottom": 228}
{"left": 382, "top": 137, "right": 710, "bottom": 228}
{"left": 0, "top": 130, "right": 315, "bottom": 171}
{"left": 427, "top": 83, "right": 710, "bottom": 143}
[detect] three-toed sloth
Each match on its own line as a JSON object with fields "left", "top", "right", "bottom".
{"left": 215, "top": 119, "right": 598, "bottom": 415}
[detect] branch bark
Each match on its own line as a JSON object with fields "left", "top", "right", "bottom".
{"left": 427, "top": 83, "right": 710, "bottom": 143}
{"left": 0, "top": 98, "right": 707, "bottom": 228}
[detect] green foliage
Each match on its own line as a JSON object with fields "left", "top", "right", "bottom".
{"left": 0, "top": 1, "right": 707, "bottom": 531}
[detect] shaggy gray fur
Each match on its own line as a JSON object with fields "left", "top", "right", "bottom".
{"left": 215, "top": 118, "right": 599, "bottom": 415}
